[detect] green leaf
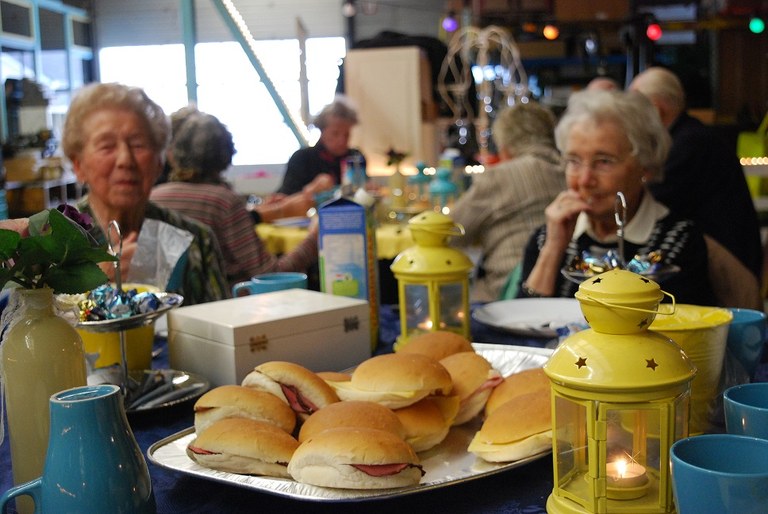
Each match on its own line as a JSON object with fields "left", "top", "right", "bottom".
{"left": 45, "top": 262, "right": 109, "bottom": 294}
{"left": 0, "top": 229, "right": 21, "bottom": 260}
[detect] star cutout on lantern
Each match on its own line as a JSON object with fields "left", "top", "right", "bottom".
{"left": 640, "top": 277, "right": 650, "bottom": 284}
{"left": 576, "top": 357, "right": 588, "bottom": 368}
{"left": 637, "top": 318, "right": 649, "bottom": 328}
{"left": 591, "top": 277, "right": 603, "bottom": 285}
{"left": 646, "top": 358, "right": 658, "bottom": 370}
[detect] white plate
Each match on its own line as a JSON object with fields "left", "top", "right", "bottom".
{"left": 472, "top": 298, "right": 585, "bottom": 338}
{"left": 271, "top": 216, "right": 310, "bottom": 228}
{"left": 147, "top": 344, "right": 552, "bottom": 502}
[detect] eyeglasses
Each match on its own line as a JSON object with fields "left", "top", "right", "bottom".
{"left": 563, "top": 154, "right": 629, "bottom": 176}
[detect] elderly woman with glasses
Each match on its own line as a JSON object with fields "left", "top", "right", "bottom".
{"left": 517, "top": 89, "right": 716, "bottom": 305}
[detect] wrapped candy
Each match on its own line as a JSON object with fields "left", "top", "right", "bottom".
{"left": 76, "top": 284, "right": 168, "bottom": 322}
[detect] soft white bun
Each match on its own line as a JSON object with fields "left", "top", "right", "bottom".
{"left": 187, "top": 418, "right": 299, "bottom": 477}
{"left": 394, "top": 396, "right": 460, "bottom": 452}
{"left": 298, "top": 400, "right": 405, "bottom": 443}
{"left": 330, "top": 353, "right": 453, "bottom": 409}
{"left": 288, "top": 427, "right": 423, "bottom": 489}
{"left": 241, "top": 361, "right": 339, "bottom": 419}
{"left": 194, "top": 385, "right": 297, "bottom": 435}
{"left": 484, "top": 367, "right": 550, "bottom": 417}
{"left": 316, "top": 371, "right": 351, "bottom": 383}
{"left": 439, "top": 352, "right": 503, "bottom": 425}
{"left": 397, "top": 330, "right": 475, "bottom": 361}
{"left": 468, "top": 388, "right": 552, "bottom": 462}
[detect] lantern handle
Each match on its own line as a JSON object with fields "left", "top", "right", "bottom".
{"left": 414, "top": 222, "right": 465, "bottom": 238}
{"left": 581, "top": 290, "right": 676, "bottom": 316}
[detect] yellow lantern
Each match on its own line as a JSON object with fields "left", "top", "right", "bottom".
{"left": 544, "top": 270, "right": 696, "bottom": 514}
{"left": 390, "top": 211, "right": 473, "bottom": 350}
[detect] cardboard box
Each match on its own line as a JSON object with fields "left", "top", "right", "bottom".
{"left": 167, "top": 289, "right": 371, "bottom": 387}
{"left": 318, "top": 197, "right": 380, "bottom": 350}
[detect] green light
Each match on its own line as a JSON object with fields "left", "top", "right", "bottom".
{"left": 749, "top": 17, "right": 765, "bottom": 34}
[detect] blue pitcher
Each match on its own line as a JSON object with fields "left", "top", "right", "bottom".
{"left": 0, "top": 384, "right": 155, "bottom": 513}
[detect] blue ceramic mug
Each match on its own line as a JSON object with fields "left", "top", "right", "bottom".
{"left": 724, "top": 382, "right": 768, "bottom": 440}
{"left": 232, "top": 272, "right": 308, "bottom": 297}
{"left": 670, "top": 434, "right": 768, "bottom": 514}
{"left": 726, "top": 308, "right": 767, "bottom": 379}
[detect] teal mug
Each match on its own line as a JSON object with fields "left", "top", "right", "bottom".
{"left": 670, "top": 434, "right": 768, "bottom": 514}
{"left": 232, "top": 272, "right": 308, "bottom": 297}
{"left": 726, "top": 308, "right": 767, "bottom": 379}
{"left": 724, "top": 382, "right": 768, "bottom": 439}
{"left": 0, "top": 384, "right": 155, "bottom": 513}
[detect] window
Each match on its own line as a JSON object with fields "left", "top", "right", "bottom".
{"left": 99, "top": 37, "right": 346, "bottom": 166}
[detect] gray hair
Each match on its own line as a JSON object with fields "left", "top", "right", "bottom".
{"left": 554, "top": 90, "right": 671, "bottom": 180}
{"left": 491, "top": 101, "right": 556, "bottom": 155}
{"left": 312, "top": 96, "right": 358, "bottom": 130}
{"left": 62, "top": 82, "right": 170, "bottom": 161}
{"left": 629, "top": 67, "right": 686, "bottom": 115}
{"left": 170, "top": 111, "right": 235, "bottom": 183}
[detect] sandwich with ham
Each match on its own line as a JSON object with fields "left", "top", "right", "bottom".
{"left": 288, "top": 427, "right": 425, "bottom": 489}
{"left": 298, "top": 400, "right": 405, "bottom": 443}
{"left": 193, "top": 384, "right": 297, "bottom": 435}
{"left": 241, "top": 361, "right": 339, "bottom": 420}
{"left": 327, "top": 353, "right": 453, "bottom": 409}
{"left": 468, "top": 388, "right": 552, "bottom": 463}
{"left": 484, "top": 367, "right": 550, "bottom": 417}
{"left": 187, "top": 417, "right": 299, "bottom": 477}
{"left": 439, "top": 352, "right": 503, "bottom": 425}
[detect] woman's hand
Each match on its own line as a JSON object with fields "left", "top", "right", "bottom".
{"left": 542, "top": 190, "right": 591, "bottom": 255}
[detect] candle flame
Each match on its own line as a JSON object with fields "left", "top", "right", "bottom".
{"left": 615, "top": 458, "right": 628, "bottom": 479}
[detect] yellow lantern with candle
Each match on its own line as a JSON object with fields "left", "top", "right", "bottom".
{"left": 544, "top": 270, "right": 696, "bottom": 513}
{"left": 390, "top": 210, "right": 473, "bottom": 350}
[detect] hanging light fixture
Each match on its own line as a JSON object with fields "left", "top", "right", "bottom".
{"left": 442, "top": 10, "right": 458, "bottom": 32}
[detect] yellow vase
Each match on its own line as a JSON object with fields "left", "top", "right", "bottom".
{"left": 1, "top": 288, "right": 87, "bottom": 514}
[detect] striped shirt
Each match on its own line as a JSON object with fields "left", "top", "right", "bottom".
{"left": 150, "top": 182, "right": 317, "bottom": 287}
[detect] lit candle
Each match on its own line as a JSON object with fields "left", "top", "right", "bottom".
{"left": 606, "top": 458, "right": 648, "bottom": 489}
{"left": 416, "top": 319, "right": 433, "bottom": 331}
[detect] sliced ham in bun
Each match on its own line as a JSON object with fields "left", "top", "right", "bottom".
{"left": 328, "top": 353, "right": 453, "bottom": 409}
{"left": 439, "top": 352, "right": 503, "bottom": 425}
{"left": 241, "top": 361, "right": 339, "bottom": 420}
{"left": 468, "top": 388, "right": 552, "bottom": 463}
{"left": 396, "top": 330, "right": 475, "bottom": 361}
{"left": 288, "top": 427, "right": 424, "bottom": 489}
{"left": 194, "top": 385, "right": 297, "bottom": 435}
{"left": 187, "top": 418, "right": 299, "bottom": 477}
{"left": 298, "top": 400, "right": 405, "bottom": 443}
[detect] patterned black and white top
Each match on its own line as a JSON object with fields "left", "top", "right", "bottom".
{"left": 519, "top": 194, "right": 716, "bottom": 306}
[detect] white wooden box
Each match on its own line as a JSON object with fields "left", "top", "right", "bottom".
{"left": 167, "top": 289, "right": 371, "bottom": 387}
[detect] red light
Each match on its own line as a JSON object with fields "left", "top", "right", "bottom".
{"left": 543, "top": 24, "right": 559, "bottom": 40}
{"left": 646, "top": 23, "right": 662, "bottom": 41}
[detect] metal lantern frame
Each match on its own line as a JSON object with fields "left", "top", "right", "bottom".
{"left": 544, "top": 271, "right": 696, "bottom": 514}
{"left": 390, "top": 211, "right": 473, "bottom": 349}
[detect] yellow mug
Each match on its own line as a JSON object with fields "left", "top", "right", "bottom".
{"left": 78, "top": 283, "right": 159, "bottom": 371}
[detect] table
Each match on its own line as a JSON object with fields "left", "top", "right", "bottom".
{"left": 257, "top": 222, "right": 414, "bottom": 260}
{"left": 3, "top": 306, "right": 766, "bottom": 513}
{"left": 0, "top": 306, "right": 555, "bottom": 514}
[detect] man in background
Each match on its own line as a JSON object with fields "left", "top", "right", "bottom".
{"left": 630, "top": 66, "right": 763, "bottom": 282}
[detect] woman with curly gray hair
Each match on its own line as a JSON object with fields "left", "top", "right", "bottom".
{"left": 151, "top": 108, "right": 318, "bottom": 288}
{"left": 518, "top": 89, "right": 716, "bottom": 305}
{"left": 64, "top": 82, "right": 228, "bottom": 304}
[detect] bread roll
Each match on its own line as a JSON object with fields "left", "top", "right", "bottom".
{"left": 288, "top": 427, "right": 424, "bottom": 489}
{"left": 484, "top": 367, "right": 550, "bottom": 417}
{"left": 194, "top": 385, "right": 297, "bottom": 435}
{"left": 298, "top": 400, "right": 405, "bottom": 443}
{"left": 241, "top": 361, "right": 339, "bottom": 420}
{"left": 394, "top": 396, "right": 460, "bottom": 452}
{"left": 187, "top": 418, "right": 299, "bottom": 477}
{"left": 439, "top": 352, "right": 503, "bottom": 425}
{"left": 397, "top": 330, "right": 474, "bottom": 361}
{"left": 329, "top": 353, "right": 453, "bottom": 409}
{"left": 468, "top": 388, "right": 552, "bottom": 463}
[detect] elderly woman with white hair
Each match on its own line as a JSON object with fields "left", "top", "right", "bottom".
{"left": 518, "top": 89, "right": 716, "bottom": 305}
{"left": 451, "top": 101, "right": 565, "bottom": 302}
